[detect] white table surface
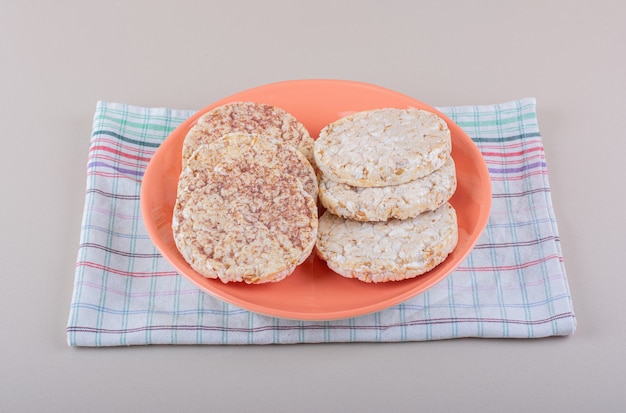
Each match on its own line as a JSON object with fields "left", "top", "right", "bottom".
{"left": 2, "top": 0, "right": 625, "bottom": 411}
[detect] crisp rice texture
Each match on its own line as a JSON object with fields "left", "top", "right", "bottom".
{"left": 172, "top": 144, "right": 318, "bottom": 284}
{"left": 191, "top": 132, "right": 318, "bottom": 200}
{"left": 319, "top": 156, "right": 457, "bottom": 221}
{"left": 182, "top": 101, "right": 314, "bottom": 165}
{"left": 314, "top": 108, "right": 451, "bottom": 187}
{"left": 316, "top": 203, "right": 458, "bottom": 283}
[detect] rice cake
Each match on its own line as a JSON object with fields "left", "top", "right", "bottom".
{"left": 172, "top": 145, "right": 318, "bottom": 284}
{"left": 315, "top": 203, "right": 458, "bottom": 283}
{"left": 318, "top": 156, "right": 456, "bottom": 221}
{"left": 190, "top": 132, "right": 318, "bottom": 200}
{"left": 182, "top": 101, "right": 315, "bottom": 165}
{"left": 314, "top": 108, "right": 451, "bottom": 187}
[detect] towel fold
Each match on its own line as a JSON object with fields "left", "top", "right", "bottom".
{"left": 66, "top": 98, "right": 575, "bottom": 346}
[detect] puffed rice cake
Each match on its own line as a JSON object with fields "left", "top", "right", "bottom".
{"left": 172, "top": 144, "right": 318, "bottom": 284}
{"left": 315, "top": 202, "right": 458, "bottom": 283}
{"left": 182, "top": 101, "right": 315, "bottom": 165}
{"left": 318, "top": 156, "right": 456, "bottom": 221}
{"left": 314, "top": 108, "right": 451, "bottom": 187}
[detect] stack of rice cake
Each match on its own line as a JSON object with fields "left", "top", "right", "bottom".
{"left": 172, "top": 102, "right": 318, "bottom": 284}
{"left": 314, "top": 108, "right": 459, "bottom": 283}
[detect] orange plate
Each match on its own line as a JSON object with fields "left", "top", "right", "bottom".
{"left": 140, "top": 79, "right": 491, "bottom": 321}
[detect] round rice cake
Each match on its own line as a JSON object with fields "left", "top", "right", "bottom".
{"left": 315, "top": 203, "right": 458, "bottom": 283}
{"left": 182, "top": 101, "right": 315, "bottom": 165}
{"left": 318, "top": 156, "right": 456, "bottom": 221}
{"left": 314, "top": 108, "right": 452, "bottom": 187}
{"left": 189, "top": 132, "right": 318, "bottom": 200}
{"left": 172, "top": 145, "right": 318, "bottom": 284}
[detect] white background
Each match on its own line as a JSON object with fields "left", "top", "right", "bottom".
{"left": 2, "top": 0, "right": 624, "bottom": 411}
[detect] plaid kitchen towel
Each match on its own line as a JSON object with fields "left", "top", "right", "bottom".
{"left": 66, "top": 98, "right": 576, "bottom": 346}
